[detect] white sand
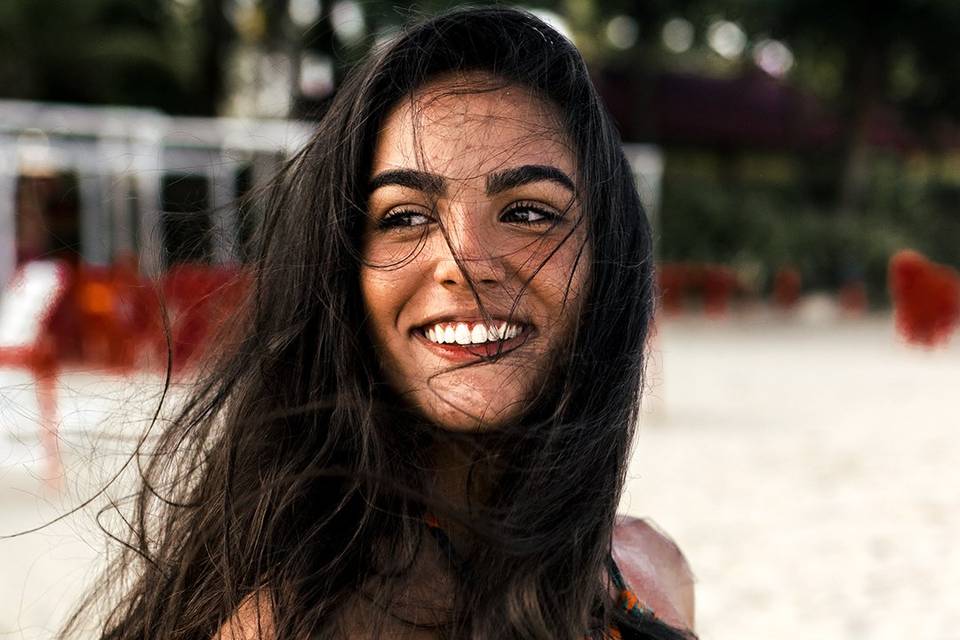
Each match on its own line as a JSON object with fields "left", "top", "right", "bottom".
{"left": 624, "top": 314, "right": 960, "bottom": 640}
{"left": 1, "top": 313, "right": 958, "bottom": 639}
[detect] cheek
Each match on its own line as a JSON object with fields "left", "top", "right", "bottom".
{"left": 360, "top": 267, "right": 415, "bottom": 396}
{"left": 568, "top": 242, "right": 592, "bottom": 304}
{"left": 360, "top": 258, "right": 427, "bottom": 359}
{"left": 359, "top": 267, "right": 399, "bottom": 344}
{"left": 530, "top": 237, "right": 591, "bottom": 324}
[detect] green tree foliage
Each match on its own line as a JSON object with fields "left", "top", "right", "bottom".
{"left": 745, "top": 0, "right": 960, "bottom": 214}
{"left": 582, "top": 0, "right": 960, "bottom": 296}
{"left": 0, "top": 0, "right": 242, "bottom": 115}
{"left": 0, "top": 0, "right": 183, "bottom": 111}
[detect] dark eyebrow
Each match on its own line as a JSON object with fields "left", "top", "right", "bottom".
{"left": 368, "top": 169, "right": 445, "bottom": 196}
{"left": 486, "top": 164, "right": 576, "bottom": 195}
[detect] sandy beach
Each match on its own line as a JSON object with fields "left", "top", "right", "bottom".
{"left": 2, "top": 312, "right": 958, "bottom": 639}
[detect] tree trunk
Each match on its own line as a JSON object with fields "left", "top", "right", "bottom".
{"left": 836, "top": 45, "right": 887, "bottom": 217}
{"left": 197, "top": 0, "right": 231, "bottom": 116}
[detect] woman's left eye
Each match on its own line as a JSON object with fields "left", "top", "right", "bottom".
{"left": 377, "top": 209, "right": 432, "bottom": 229}
{"left": 500, "top": 202, "right": 559, "bottom": 225}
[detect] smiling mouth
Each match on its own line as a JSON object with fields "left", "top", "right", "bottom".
{"left": 413, "top": 320, "right": 534, "bottom": 359}
{"left": 421, "top": 320, "right": 526, "bottom": 344}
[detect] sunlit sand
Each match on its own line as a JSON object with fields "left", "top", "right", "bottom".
{"left": 2, "top": 312, "right": 958, "bottom": 639}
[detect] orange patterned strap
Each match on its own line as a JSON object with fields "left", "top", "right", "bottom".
{"left": 595, "top": 587, "right": 653, "bottom": 639}
{"left": 601, "top": 557, "right": 655, "bottom": 638}
{"left": 610, "top": 558, "right": 654, "bottom": 618}
{"left": 599, "top": 583, "right": 654, "bottom": 638}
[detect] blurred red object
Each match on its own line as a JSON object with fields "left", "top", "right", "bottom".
{"left": 0, "top": 261, "right": 73, "bottom": 486}
{"left": 75, "top": 266, "right": 132, "bottom": 370}
{"left": 159, "top": 264, "right": 250, "bottom": 372}
{"left": 701, "top": 265, "right": 737, "bottom": 316}
{"left": 3, "top": 259, "right": 251, "bottom": 374}
{"left": 0, "top": 260, "right": 72, "bottom": 375}
{"left": 63, "top": 255, "right": 164, "bottom": 371}
{"left": 772, "top": 268, "right": 802, "bottom": 310}
{"left": 889, "top": 250, "right": 960, "bottom": 347}
{"left": 838, "top": 281, "right": 868, "bottom": 317}
{"left": 657, "top": 263, "right": 688, "bottom": 314}
{"left": 657, "top": 262, "right": 740, "bottom": 315}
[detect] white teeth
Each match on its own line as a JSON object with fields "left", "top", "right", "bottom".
{"left": 423, "top": 321, "right": 526, "bottom": 345}
{"left": 471, "top": 325, "right": 487, "bottom": 343}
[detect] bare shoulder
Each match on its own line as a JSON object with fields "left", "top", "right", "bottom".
{"left": 214, "top": 591, "right": 275, "bottom": 640}
{"left": 612, "top": 515, "right": 696, "bottom": 631}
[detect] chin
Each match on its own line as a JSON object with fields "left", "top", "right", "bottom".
{"left": 426, "top": 402, "right": 523, "bottom": 432}
{"left": 412, "top": 367, "right": 534, "bottom": 431}
{"left": 416, "top": 389, "right": 525, "bottom": 432}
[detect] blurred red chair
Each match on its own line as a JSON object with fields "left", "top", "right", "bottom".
{"left": 889, "top": 250, "right": 960, "bottom": 347}
{"left": 73, "top": 258, "right": 160, "bottom": 372}
{"left": 702, "top": 265, "right": 737, "bottom": 316}
{"left": 0, "top": 261, "right": 73, "bottom": 487}
{"left": 658, "top": 262, "right": 740, "bottom": 316}
{"left": 76, "top": 265, "right": 124, "bottom": 369}
{"left": 158, "top": 264, "right": 250, "bottom": 372}
{"left": 772, "top": 267, "right": 802, "bottom": 310}
{"left": 838, "top": 281, "right": 868, "bottom": 317}
{"left": 657, "top": 264, "right": 688, "bottom": 314}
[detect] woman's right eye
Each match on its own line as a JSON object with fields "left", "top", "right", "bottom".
{"left": 377, "top": 209, "right": 432, "bottom": 229}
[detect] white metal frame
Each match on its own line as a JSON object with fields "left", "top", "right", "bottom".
{"left": 0, "top": 99, "right": 314, "bottom": 287}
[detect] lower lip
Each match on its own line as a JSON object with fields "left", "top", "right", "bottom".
{"left": 413, "top": 327, "right": 535, "bottom": 361}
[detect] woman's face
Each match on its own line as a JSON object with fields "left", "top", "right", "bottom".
{"left": 361, "top": 75, "right": 590, "bottom": 431}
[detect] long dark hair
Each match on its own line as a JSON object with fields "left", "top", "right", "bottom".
{"left": 64, "top": 7, "right": 690, "bottom": 640}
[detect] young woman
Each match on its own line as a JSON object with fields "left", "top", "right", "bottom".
{"left": 67, "top": 7, "right": 694, "bottom": 640}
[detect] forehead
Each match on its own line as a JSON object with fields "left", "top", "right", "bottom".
{"left": 372, "top": 74, "right": 576, "bottom": 180}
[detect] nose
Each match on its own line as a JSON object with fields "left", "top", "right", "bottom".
{"left": 432, "top": 211, "right": 506, "bottom": 289}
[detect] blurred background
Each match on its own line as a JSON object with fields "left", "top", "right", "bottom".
{"left": 0, "top": 1, "right": 958, "bottom": 639}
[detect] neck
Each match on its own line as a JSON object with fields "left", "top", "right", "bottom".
{"left": 425, "top": 435, "right": 491, "bottom": 555}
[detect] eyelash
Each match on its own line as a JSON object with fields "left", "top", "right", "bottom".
{"left": 500, "top": 201, "right": 560, "bottom": 225}
{"left": 376, "top": 201, "right": 560, "bottom": 230}
{"left": 377, "top": 209, "right": 432, "bottom": 230}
